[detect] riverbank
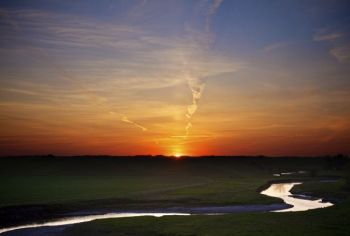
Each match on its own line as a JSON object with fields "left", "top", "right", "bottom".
{"left": 0, "top": 157, "right": 328, "bottom": 226}
{"left": 19, "top": 179, "right": 350, "bottom": 236}
{"left": 1, "top": 180, "right": 334, "bottom": 235}
{"left": 1, "top": 203, "right": 291, "bottom": 235}
{"left": 0, "top": 178, "right": 340, "bottom": 235}
{"left": 0, "top": 157, "right": 348, "bottom": 235}
{"left": 60, "top": 200, "right": 350, "bottom": 236}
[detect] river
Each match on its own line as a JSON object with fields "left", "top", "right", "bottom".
{"left": 0, "top": 181, "right": 334, "bottom": 235}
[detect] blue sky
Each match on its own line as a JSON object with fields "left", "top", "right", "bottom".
{"left": 0, "top": 0, "right": 349, "bottom": 156}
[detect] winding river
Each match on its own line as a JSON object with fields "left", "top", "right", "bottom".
{"left": 261, "top": 182, "right": 333, "bottom": 212}
{"left": 0, "top": 181, "right": 334, "bottom": 235}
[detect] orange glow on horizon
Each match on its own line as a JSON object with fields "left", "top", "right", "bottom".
{"left": 1, "top": 2, "right": 350, "bottom": 157}
{"left": 170, "top": 145, "right": 186, "bottom": 158}
{"left": 174, "top": 153, "right": 183, "bottom": 158}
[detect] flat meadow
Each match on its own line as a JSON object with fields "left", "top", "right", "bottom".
{"left": 0, "top": 156, "right": 349, "bottom": 235}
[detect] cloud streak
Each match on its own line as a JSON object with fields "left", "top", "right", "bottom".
{"left": 0, "top": 5, "right": 239, "bottom": 149}
{"left": 330, "top": 45, "right": 350, "bottom": 64}
{"left": 313, "top": 29, "right": 349, "bottom": 64}
{"left": 183, "top": 0, "right": 224, "bottom": 136}
{"left": 313, "top": 32, "right": 342, "bottom": 42}
{"left": 121, "top": 115, "right": 147, "bottom": 132}
{"left": 263, "top": 42, "right": 293, "bottom": 52}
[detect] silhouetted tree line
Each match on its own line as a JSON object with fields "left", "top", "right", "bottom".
{"left": 324, "top": 154, "right": 349, "bottom": 170}
{"left": 323, "top": 154, "right": 350, "bottom": 191}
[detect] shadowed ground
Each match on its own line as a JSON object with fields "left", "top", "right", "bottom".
{"left": 0, "top": 156, "right": 349, "bottom": 235}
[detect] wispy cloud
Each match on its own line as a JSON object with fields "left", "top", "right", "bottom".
{"left": 313, "top": 29, "right": 349, "bottom": 64}
{"left": 0, "top": 5, "right": 240, "bottom": 152}
{"left": 0, "top": 8, "right": 239, "bottom": 90}
{"left": 330, "top": 45, "right": 350, "bottom": 64}
{"left": 313, "top": 32, "right": 342, "bottom": 42}
{"left": 205, "top": 0, "right": 224, "bottom": 32}
{"left": 121, "top": 115, "right": 147, "bottom": 132}
{"left": 263, "top": 42, "right": 293, "bottom": 52}
{"left": 182, "top": 0, "right": 229, "bottom": 137}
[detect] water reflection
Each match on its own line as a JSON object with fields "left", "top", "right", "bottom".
{"left": 261, "top": 182, "right": 333, "bottom": 212}
{"left": 0, "top": 182, "right": 335, "bottom": 234}
{"left": 0, "top": 213, "right": 189, "bottom": 234}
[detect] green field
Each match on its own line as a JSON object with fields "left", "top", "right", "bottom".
{"left": 65, "top": 202, "right": 350, "bottom": 236}
{"left": 0, "top": 156, "right": 349, "bottom": 235}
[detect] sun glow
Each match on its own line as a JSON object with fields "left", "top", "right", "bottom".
{"left": 172, "top": 147, "right": 185, "bottom": 158}
{"left": 174, "top": 153, "right": 182, "bottom": 158}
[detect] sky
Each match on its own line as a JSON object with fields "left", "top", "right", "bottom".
{"left": 0, "top": 0, "right": 350, "bottom": 156}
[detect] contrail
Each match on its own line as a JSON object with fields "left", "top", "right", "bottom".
{"left": 121, "top": 115, "right": 148, "bottom": 132}
{"left": 185, "top": 76, "right": 205, "bottom": 135}
{"left": 184, "top": 0, "right": 224, "bottom": 137}
{"left": 205, "top": 0, "right": 224, "bottom": 32}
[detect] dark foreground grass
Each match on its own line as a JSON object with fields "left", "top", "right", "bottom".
{"left": 1, "top": 157, "right": 280, "bottom": 207}
{"left": 63, "top": 178, "right": 350, "bottom": 236}
{"left": 64, "top": 204, "right": 350, "bottom": 236}
{"left": 0, "top": 156, "right": 349, "bottom": 235}
{"left": 0, "top": 156, "right": 339, "bottom": 208}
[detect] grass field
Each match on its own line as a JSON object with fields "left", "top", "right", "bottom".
{"left": 65, "top": 201, "right": 350, "bottom": 236}
{"left": 66, "top": 177, "right": 350, "bottom": 236}
{"left": 0, "top": 156, "right": 349, "bottom": 235}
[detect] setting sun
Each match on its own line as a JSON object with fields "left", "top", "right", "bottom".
{"left": 0, "top": 1, "right": 349, "bottom": 235}
{"left": 172, "top": 146, "right": 185, "bottom": 158}
{"left": 0, "top": 1, "right": 349, "bottom": 158}
{"left": 174, "top": 153, "right": 183, "bottom": 158}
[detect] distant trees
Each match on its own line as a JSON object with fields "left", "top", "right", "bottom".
{"left": 323, "top": 154, "right": 350, "bottom": 191}
{"left": 324, "top": 154, "right": 349, "bottom": 170}
{"left": 347, "top": 168, "right": 350, "bottom": 191}
{"left": 310, "top": 169, "right": 319, "bottom": 178}
{"left": 345, "top": 160, "right": 350, "bottom": 191}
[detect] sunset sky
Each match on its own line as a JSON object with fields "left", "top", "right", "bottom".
{"left": 0, "top": 0, "right": 350, "bottom": 156}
